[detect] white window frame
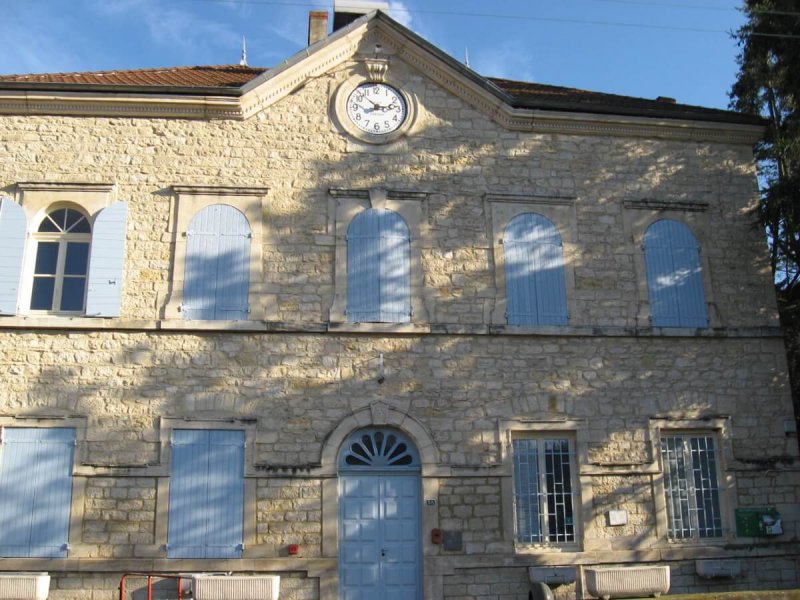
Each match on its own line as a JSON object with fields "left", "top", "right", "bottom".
{"left": 16, "top": 183, "right": 115, "bottom": 316}
{"left": 164, "top": 186, "right": 269, "bottom": 323}
{"left": 29, "top": 207, "right": 92, "bottom": 314}
{"left": 488, "top": 194, "right": 578, "bottom": 327}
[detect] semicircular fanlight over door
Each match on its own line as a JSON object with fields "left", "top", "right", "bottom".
{"left": 339, "top": 427, "right": 421, "bottom": 470}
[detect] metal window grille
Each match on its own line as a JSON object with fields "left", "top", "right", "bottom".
{"left": 661, "top": 434, "right": 722, "bottom": 539}
{"left": 512, "top": 438, "right": 576, "bottom": 544}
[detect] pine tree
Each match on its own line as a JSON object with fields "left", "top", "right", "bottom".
{"left": 731, "top": 0, "right": 800, "bottom": 291}
{"left": 731, "top": 0, "right": 800, "bottom": 416}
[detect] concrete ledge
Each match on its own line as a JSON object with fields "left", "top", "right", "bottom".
{"left": 664, "top": 592, "right": 800, "bottom": 600}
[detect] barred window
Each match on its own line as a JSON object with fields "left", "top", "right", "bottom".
{"left": 661, "top": 434, "right": 722, "bottom": 539}
{"left": 512, "top": 437, "right": 576, "bottom": 544}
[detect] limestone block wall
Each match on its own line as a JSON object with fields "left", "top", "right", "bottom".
{"left": 83, "top": 478, "right": 157, "bottom": 559}
{"left": 1, "top": 331, "right": 798, "bottom": 570}
{"left": 0, "top": 59, "right": 779, "bottom": 329}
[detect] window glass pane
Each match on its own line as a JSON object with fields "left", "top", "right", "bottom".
{"left": 65, "top": 209, "right": 90, "bottom": 233}
{"left": 37, "top": 214, "right": 60, "bottom": 233}
{"left": 52, "top": 209, "right": 68, "bottom": 231}
{"left": 543, "top": 438, "right": 575, "bottom": 543}
{"left": 34, "top": 242, "right": 59, "bottom": 275}
{"left": 64, "top": 242, "right": 90, "bottom": 275}
{"left": 60, "top": 277, "right": 87, "bottom": 311}
{"left": 513, "top": 437, "right": 575, "bottom": 544}
{"left": 512, "top": 438, "right": 541, "bottom": 543}
{"left": 661, "top": 434, "right": 722, "bottom": 539}
{"left": 31, "top": 277, "right": 55, "bottom": 310}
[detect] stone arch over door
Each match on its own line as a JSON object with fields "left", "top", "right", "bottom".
{"left": 320, "top": 402, "right": 439, "bottom": 474}
{"left": 318, "top": 403, "right": 440, "bottom": 600}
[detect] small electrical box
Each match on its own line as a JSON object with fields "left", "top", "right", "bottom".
{"left": 735, "top": 507, "right": 783, "bottom": 537}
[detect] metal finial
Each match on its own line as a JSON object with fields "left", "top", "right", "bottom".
{"left": 240, "top": 36, "right": 248, "bottom": 66}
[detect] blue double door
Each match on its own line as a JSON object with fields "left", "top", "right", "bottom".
{"left": 339, "top": 474, "right": 422, "bottom": 600}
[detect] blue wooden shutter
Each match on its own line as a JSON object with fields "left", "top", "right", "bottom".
{"left": 183, "top": 205, "right": 251, "bottom": 321}
{"left": 644, "top": 219, "right": 708, "bottom": 328}
{"left": 504, "top": 213, "right": 568, "bottom": 326}
{"left": 86, "top": 202, "right": 128, "bottom": 317}
{"left": 0, "top": 198, "right": 27, "bottom": 315}
{"left": 168, "top": 430, "right": 244, "bottom": 559}
{"left": 347, "top": 209, "right": 411, "bottom": 323}
{"left": 0, "top": 428, "right": 75, "bottom": 558}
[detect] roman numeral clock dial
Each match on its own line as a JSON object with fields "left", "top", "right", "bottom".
{"left": 346, "top": 83, "right": 407, "bottom": 135}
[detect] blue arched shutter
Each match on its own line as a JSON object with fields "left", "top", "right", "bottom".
{"left": 0, "top": 428, "right": 75, "bottom": 558}
{"left": 167, "top": 430, "right": 244, "bottom": 559}
{"left": 0, "top": 198, "right": 27, "bottom": 315}
{"left": 183, "top": 205, "right": 251, "bottom": 321}
{"left": 347, "top": 209, "right": 411, "bottom": 323}
{"left": 86, "top": 202, "right": 128, "bottom": 317}
{"left": 644, "top": 219, "right": 708, "bottom": 328}
{"left": 504, "top": 213, "right": 568, "bottom": 326}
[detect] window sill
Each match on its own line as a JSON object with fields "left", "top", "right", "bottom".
{"left": 514, "top": 542, "right": 582, "bottom": 555}
{"left": 328, "top": 321, "right": 430, "bottom": 334}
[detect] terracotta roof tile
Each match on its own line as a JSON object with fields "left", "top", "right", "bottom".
{"left": 0, "top": 64, "right": 267, "bottom": 88}
{"left": 488, "top": 77, "right": 761, "bottom": 125}
{"left": 0, "top": 64, "right": 761, "bottom": 125}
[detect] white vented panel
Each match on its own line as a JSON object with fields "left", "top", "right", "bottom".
{"left": 0, "top": 573, "right": 50, "bottom": 600}
{"left": 191, "top": 576, "right": 279, "bottom": 600}
{"left": 584, "top": 566, "right": 670, "bottom": 600}
{"left": 696, "top": 559, "right": 742, "bottom": 579}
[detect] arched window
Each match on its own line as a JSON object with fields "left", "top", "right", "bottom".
{"left": 644, "top": 219, "right": 708, "bottom": 328}
{"left": 30, "top": 207, "right": 91, "bottom": 312}
{"left": 504, "top": 212, "right": 568, "bottom": 326}
{"left": 347, "top": 208, "right": 411, "bottom": 323}
{"left": 183, "top": 204, "right": 251, "bottom": 321}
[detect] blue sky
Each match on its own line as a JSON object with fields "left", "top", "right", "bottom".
{"left": 2, "top": 0, "right": 746, "bottom": 110}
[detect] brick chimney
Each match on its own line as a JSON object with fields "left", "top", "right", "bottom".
{"left": 332, "top": 0, "right": 389, "bottom": 31}
{"left": 308, "top": 11, "right": 329, "bottom": 45}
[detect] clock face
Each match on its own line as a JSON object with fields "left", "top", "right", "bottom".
{"left": 345, "top": 83, "right": 407, "bottom": 135}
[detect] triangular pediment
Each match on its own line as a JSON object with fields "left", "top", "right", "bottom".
{"left": 236, "top": 11, "right": 512, "bottom": 124}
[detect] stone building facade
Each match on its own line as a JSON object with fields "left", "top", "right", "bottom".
{"left": 0, "top": 8, "right": 797, "bottom": 600}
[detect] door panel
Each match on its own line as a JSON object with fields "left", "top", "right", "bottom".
{"left": 339, "top": 473, "right": 421, "bottom": 600}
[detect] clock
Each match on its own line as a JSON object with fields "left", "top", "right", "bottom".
{"left": 345, "top": 82, "right": 407, "bottom": 135}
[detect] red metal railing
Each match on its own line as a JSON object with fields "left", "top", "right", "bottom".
{"left": 119, "top": 573, "right": 185, "bottom": 600}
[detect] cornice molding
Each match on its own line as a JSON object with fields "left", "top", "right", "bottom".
{"left": 0, "top": 90, "right": 243, "bottom": 120}
{"left": 329, "top": 188, "right": 428, "bottom": 201}
{"left": 486, "top": 193, "right": 576, "bottom": 206}
{"left": 624, "top": 199, "right": 710, "bottom": 212}
{"left": 17, "top": 181, "right": 115, "bottom": 193}
{"left": 172, "top": 185, "right": 270, "bottom": 197}
{"left": 0, "top": 19, "right": 764, "bottom": 144}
